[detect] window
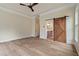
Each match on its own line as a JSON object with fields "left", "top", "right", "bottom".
{"left": 75, "top": 6, "right": 78, "bottom": 42}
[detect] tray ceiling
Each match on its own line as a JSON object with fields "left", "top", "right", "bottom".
{"left": 0, "top": 3, "right": 75, "bottom": 17}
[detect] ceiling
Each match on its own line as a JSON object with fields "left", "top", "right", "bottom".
{"left": 0, "top": 3, "right": 75, "bottom": 17}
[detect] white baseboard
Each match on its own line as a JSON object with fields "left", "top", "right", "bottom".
{"left": 0, "top": 35, "right": 32, "bottom": 43}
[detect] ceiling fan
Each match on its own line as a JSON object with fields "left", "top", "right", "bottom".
{"left": 20, "top": 3, "right": 38, "bottom": 12}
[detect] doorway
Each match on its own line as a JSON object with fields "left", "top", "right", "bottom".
{"left": 47, "top": 16, "right": 67, "bottom": 43}
{"left": 46, "top": 19, "right": 54, "bottom": 40}
{"left": 35, "top": 15, "right": 40, "bottom": 38}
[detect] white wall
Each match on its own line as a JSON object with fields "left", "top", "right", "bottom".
{"left": 0, "top": 9, "right": 32, "bottom": 42}
{"left": 40, "top": 17, "right": 47, "bottom": 39}
{"left": 74, "top": 4, "right": 79, "bottom": 55}
{"left": 31, "top": 17, "right": 35, "bottom": 37}
{"left": 40, "top": 6, "right": 75, "bottom": 44}
{"left": 66, "top": 17, "right": 72, "bottom": 44}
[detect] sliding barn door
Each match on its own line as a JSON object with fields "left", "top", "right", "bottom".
{"left": 54, "top": 16, "right": 66, "bottom": 43}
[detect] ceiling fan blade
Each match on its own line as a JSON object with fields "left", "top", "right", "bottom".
{"left": 20, "top": 3, "right": 26, "bottom": 6}
{"left": 20, "top": 3, "right": 37, "bottom": 12}
{"left": 28, "top": 6, "right": 34, "bottom": 12}
{"left": 30, "top": 7, "right": 34, "bottom": 12}
{"left": 32, "top": 3, "right": 38, "bottom": 7}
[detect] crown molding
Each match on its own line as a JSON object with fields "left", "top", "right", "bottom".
{"left": 0, "top": 4, "right": 75, "bottom": 19}
{"left": 40, "top": 5, "right": 75, "bottom": 16}
{"left": 0, "top": 6, "right": 32, "bottom": 19}
{"left": 32, "top": 5, "right": 75, "bottom": 17}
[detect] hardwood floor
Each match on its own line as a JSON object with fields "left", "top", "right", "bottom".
{"left": 0, "top": 37, "right": 78, "bottom": 56}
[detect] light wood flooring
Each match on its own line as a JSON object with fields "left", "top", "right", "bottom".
{"left": 0, "top": 37, "right": 78, "bottom": 56}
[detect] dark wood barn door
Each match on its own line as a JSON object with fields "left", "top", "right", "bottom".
{"left": 54, "top": 16, "right": 66, "bottom": 43}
